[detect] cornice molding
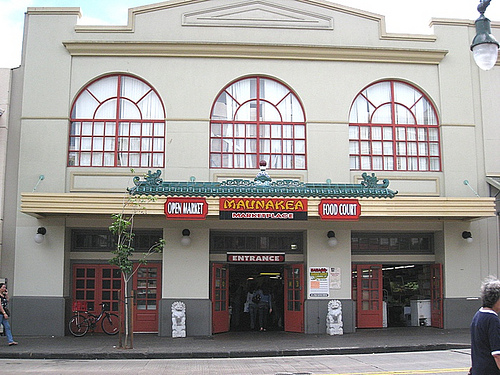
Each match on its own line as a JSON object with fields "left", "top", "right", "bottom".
{"left": 62, "top": 41, "right": 448, "bottom": 65}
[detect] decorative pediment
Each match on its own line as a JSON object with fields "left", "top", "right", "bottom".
{"left": 182, "top": 0, "right": 333, "bottom": 29}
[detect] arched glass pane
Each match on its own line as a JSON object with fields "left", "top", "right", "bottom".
{"left": 210, "top": 76, "right": 306, "bottom": 169}
{"left": 69, "top": 74, "right": 165, "bottom": 168}
{"left": 95, "top": 99, "right": 118, "bottom": 119}
{"left": 349, "top": 80, "right": 440, "bottom": 172}
{"left": 72, "top": 90, "right": 99, "bottom": 118}
{"left": 87, "top": 76, "right": 119, "bottom": 102}
{"left": 394, "top": 104, "right": 415, "bottom": 124}
{"left": 372, "top": 104, "right": 392, "bottom": 124}
{"left": 363, "top": 81, "right": 391, "bottom": 108}
{"left": 260, "top": 102, "right": 281, "bottom": 121}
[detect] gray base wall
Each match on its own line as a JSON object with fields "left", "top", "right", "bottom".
{"left": 159, "top": 299, "right": 212, "bottom": 337}
{"left": 11, "top": 296, "right": 66, "bottom": 336}
{"left": 305, "top": 299, "right": 355, "bottom": 334}
{"left": 443, "top": 297, "right": 481, "bottom": 329}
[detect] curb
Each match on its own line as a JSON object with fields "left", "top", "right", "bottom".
{"left": 0, "top": 343, "right": 471, "bottom": 360}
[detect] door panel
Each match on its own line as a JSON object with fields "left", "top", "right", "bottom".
{"left": 354, "top": 264, "right": 383, "bottom": 328}
{"left": 284, "top": 263, "right": 304, "bottom": 332}
{"left": 430, "top": 263, "right": 443, "bottom": 328}
{"left": 72, "top": 263, "right": 161, "bottom": 333}
{"left": 133, "top": 264, "right": 161, "bottom": 332}
{"left": 212, "top": 263, "right": 229, "bottom": 333}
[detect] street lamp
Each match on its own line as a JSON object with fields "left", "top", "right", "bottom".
{"left": 471, "top": 0, "right": 499, "bottom": 70}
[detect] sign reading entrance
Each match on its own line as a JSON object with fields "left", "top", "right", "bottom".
{"left": 164, "top": 197, "right": 208, "bottom": 220}
{"left": 227, "top": 252, "right": 285, "bottom": 263}
{"left": 319, "top": 199, "right": 360, "bottom": 221}
{"left": 219, "top": 198, "right": 307, "bottom": 220}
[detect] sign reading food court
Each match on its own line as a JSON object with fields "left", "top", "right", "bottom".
{"left": 319, "top": 199, "right": 360, "bottom": 221}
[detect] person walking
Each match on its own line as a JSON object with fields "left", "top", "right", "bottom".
{"left": 470, "top": 276, "right": 500, "bottom": 374}
{"left": 0, "top": 283, "right": 17, "bottom": 346}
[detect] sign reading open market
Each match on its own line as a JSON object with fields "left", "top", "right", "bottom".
{"left": 164, "top": 197, "right": 208, "bottom": 220}
{"left": 318, "top": 199, "right": 360, "bottom": 221}
{"left": 219, "top": 198, "right": 307, "bottom": 220}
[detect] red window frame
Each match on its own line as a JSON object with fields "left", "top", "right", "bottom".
{"left": 68, "top": 74, "right": 166, "bottom": 168}
{"left": 210, "top": 76, "right": 306, "bottom": 170}
{"left": 349, "top": 80, "right": 441, "bottom": 172}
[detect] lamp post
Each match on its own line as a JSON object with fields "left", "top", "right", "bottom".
{"left": 471, "top": 0, "right": 499, "bottom": 70}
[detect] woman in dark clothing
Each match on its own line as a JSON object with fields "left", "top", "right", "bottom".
{"left": 470, "top": 276, "right": 500, "bottom": 374}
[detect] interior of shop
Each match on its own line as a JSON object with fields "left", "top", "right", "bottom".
{"left": 229, "top": 264, "right": 285, "bottom": 331}
{"left": 382, "top": 264, "right": 432, "bottom": 327}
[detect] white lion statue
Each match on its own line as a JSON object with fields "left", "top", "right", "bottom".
{"left": 326, "top": 299, "right": 343, "bottom": 335}
{"left": 171, "top": 301, "right": 186, "bottom": 338}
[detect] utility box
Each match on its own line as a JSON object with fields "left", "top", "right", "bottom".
{"left": 410, "top": 300, "right": 431, "bottom": 326}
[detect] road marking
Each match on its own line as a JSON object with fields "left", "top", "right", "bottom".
{"left": 319, "top": 369, "right": 469, "bottom": 375}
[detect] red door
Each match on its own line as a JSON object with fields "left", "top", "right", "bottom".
{"left": 430, "top": 263, "right": 443, "bottom": 328}
{"left": 353, "top": 264, "right": 383, "bottom": 328}
{"left": 284, "top": 263, "right": 304, "bottom": 332}
{"left": 212, "top": 263, "right": 229, "bottom": 333}
{"left": 72, "top": 263, "right": 161, "bottom": 333}
{"left": 133, "top": 264, "right": 161, "bottom": 332}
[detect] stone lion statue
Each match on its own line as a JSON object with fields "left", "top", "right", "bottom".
{"left": 171, "top": 301, "right": 186, "bottom": 338}
{"left": 326, "top": 299, "right": 343, "bottom": 335}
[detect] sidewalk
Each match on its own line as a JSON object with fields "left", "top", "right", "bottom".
{"left": 0, "top": 327, "right": 471, "bottom": 360}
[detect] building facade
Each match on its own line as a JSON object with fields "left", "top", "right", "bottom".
{"left": 2, "top": 0, "right": 499, "bottom": 336}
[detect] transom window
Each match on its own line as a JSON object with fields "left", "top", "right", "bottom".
{"left": 349, "top": 80, "right": 441, "bottom": 172}
{"left": 68, "top": 74, "right": 166, "bottom": 168}
{"left": 210, "top": 76, "right": 306, "bottom": 169}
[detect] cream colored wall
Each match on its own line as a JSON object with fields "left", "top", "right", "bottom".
{"left": 162, "top": 227, "right": 209, "bottom": 299}
{"left": 7, "top": 2, "right": 498, "bottom": 306}
{"left": 13, "top": 218, "right": 66, "bottom": 296}
{"left": 306, "top": 229, "right": 351, "bottom": 300}
{"left": 0, "top": 69, "right": 10, "bottom": 266}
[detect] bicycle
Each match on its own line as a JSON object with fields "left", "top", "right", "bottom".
{"left": 68, "top": 302, "right": 120, "bottom": 337}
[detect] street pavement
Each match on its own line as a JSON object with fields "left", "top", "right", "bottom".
{"left": 0, "top": 327, "right": 470, "bottom": 360}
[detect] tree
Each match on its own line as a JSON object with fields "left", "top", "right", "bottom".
{"left": 109, "top": 195, "right": 164, "bottom": 349}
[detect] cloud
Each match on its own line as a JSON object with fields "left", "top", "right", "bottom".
{"left": 0, "top": 0, "right": 33, "bottom": 68}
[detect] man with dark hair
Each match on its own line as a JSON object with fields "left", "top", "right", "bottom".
{"left": 470, "top": 276, "right": 500, "bottom": 374}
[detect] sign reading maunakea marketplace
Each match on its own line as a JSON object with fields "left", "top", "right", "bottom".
{"left": 227, "top": 252, "right": 285, "bottom": 263}
{"left": 164, "top": 197, "right": 208, "bottom": 220}
{"left": 319, "top": 199, "right": 360, "bottom": 221}
{"left": 219, "top": 198, "right": 307, "bottom": 220}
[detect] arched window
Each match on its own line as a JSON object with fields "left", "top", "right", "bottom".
{"left": 68, "top": 74, "right": 166, "bottom": 168}
{"left": 349, "top": 80, "right": 441, "bottom": 172}
{"left": 210, "top": 76, "right": 306, "bottom": 169}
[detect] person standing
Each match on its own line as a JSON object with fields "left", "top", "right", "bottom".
{"left": 470, "top": 276, "right": 500, "bottom": 374}
{"left": 257, "top": 284, "right": 272, "bottom": 332}
{"left": 0, "top": 283, "right": 17, "bottom": 346}
{"left": 246, "top": 282, "right": 259, "bottom": 331}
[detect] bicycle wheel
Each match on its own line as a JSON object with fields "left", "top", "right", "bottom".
{"left": 69, "top": 314, "right": 89, "bottom": 337}
{"left": 101, "top": 313, "right": 120, "bottom": 335}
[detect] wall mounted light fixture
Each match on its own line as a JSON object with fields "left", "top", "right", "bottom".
{"left": 34, "top": 227, "right": 47, "bottom": 244}
{"left": 462, "top": 231, "right": 473, "bottom": 243}
{"left": 181, "top": 229, "right": 191, "bottom": 246}
{"left": 327, "top": 231, "right": 338, "bottom": 247}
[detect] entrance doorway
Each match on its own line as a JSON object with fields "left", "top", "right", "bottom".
{"left": 211, "top": 262, "right": 305, "bottom": 334}
{"left": 352, "top": 263, "right": 443, "bottom": 329}
{"left": 229, "top": 264, "right": 285, "bottom": 332}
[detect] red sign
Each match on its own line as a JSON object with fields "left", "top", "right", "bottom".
{"left": 227, "top": 252, "right": 285, "bottom": 263}
{"left": 164, "top": 197, "right": 208, "bottom": 220}
{"left": 319, "top": 199, "right": 360, "bottom": 221}
{"left": 219, "top": 198, "right": 307, "bottom": 220}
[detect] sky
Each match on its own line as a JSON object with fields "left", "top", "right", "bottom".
{"left": 1, "top": 0, "right": 499, "bottom": 69}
